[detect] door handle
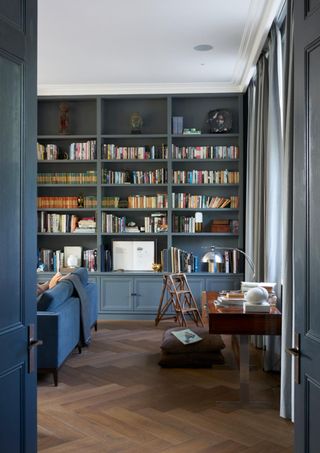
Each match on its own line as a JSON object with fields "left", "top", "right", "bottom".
{"left": 28, "top": 324, "right": 43, "bottom": 374}
{"left": 286, "top": 333, "right": 300, "bottom": 384}
{"left": 29, "top": 339, "right": 43, "bottom": 349}
{"left": 286, "top": 347, "right": 300, "bottom": 357}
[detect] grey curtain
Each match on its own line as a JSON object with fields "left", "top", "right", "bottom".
{"left": 246, "top": 24, "right": 283, "bottom": 371}
{"left": 280, "top": 0, "right": 294, "bottom": 421}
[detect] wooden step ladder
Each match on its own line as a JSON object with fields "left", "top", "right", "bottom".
{"left": 155, "top": 273, "right": 204, "bottom": 327}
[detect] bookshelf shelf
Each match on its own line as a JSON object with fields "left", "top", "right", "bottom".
{"left": 38, "top": 135, "right": 97, "bottom": 140}
{"left": 37, "top": 160, "right": 97, "bottom": 164}
{"left": 171, "top": 233, "right": 239, "bottom": 237}
{"left": 101, "top": 208, "right": 168, "bottom": 212}
{"left": 37, "top": 184, "right": 97, "bottom": 188}
{"left": 101, "top": 232, "right": 168, "bottom": 236}
{"left": 101, "top": 184, "right": 167, "bottom": 187}
{"left": 38, "top": 232, "right": 97, "bottom": 236}
{"left": 172, "top": 133, "right": 239, "bottom": 138}
{"left": 37, "top": 93, "right": 244, "bottom": 319}
{"left": 172, "top": 183, "right": 239, "bottom": 187}
{"left": 172, "top": 208, "right": 239, "bottom": 212}
{"left": 101, "top": 159, "right": 168, "bottom": 163}
{"left": 101, "top": 134, "right": 167, "bottom": 139}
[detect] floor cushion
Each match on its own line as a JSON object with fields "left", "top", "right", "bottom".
{"left": 159, "top": 326, "right": 225, "bottom": 368}
{"left": 159, "top": 350, "right": 225, "bottom": 368}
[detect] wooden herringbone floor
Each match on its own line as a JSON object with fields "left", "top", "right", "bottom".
{"left": 37, "top": 321, "right": 293, "bottom": 452}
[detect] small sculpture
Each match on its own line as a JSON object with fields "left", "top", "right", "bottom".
{"left": 130, "top": 112, "right": 143, "bottom": 134}
{"left": 77, "top": 193, "right": 84, "bottom": 208}
{"left": 59, "top": 102, "right": 70, "bottom": 134}
{"left": 152, "top": 263, "right": 162, "bottom": 272}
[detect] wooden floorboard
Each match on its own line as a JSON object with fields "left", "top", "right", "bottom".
{"left": 38, "top": 320, "right": 293, "bottom": 452}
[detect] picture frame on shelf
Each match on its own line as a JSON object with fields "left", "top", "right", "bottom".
{"left": 63, "top": 246, "right": 83, "bottom": 268}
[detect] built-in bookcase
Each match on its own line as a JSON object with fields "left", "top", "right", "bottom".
{"left": 37, "top": 94, "right": 244, "bottom": 319}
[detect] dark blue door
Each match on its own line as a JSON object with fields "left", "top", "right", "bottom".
{"left": 0, "top": 0, "right": 37, "bottom": 451}
{"left": 294, "top": 1, "right": 320, "bottom": 452}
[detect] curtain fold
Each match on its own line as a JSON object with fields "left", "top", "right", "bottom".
{"left": 280, "top": 0, "right": 294, "bottom": 421}
{"left": 246, "top": 24, "right": 283, "bottom": 370}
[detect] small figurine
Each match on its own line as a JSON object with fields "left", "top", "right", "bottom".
{"left": 130, "top": 112, "right": 143, "bottom": 134}
{"left": 77, "top": 193, "right": 84, "bottom": 208}
{"left": 59, "top": 102, "right": 70, "bottom": 134}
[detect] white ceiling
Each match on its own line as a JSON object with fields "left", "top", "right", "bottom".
{"left": 38, "top": 0, "right": 284, "bottom": 95}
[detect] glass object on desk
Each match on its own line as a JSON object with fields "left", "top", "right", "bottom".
{"left": 268, "top": 291, "right": 278, "bottom": 308}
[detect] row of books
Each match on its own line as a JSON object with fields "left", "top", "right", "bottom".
{"left": 172, "top": 193, "right": 239, "bottom": 209}
{"left": 37, "top": 141, "right": 97, "bottom": 161}
{"left": 205, "top": 249, "right": 240, "bottom": 274}
{"left": 37, "top": 196, "right": 97, "bottom": 209}
{"left": 101, "top": 213, "right": 168, "bottom": 233}
{"left": 172, "top": 215, "right": 200, "bottom": 233}
{"left": 101, "top": 169, "right": 167, "bottom": 185}
{"left": 102, "top": 144, "right": 168, "bottom": 160}
{"left": 144, "top": 213, "right": 167, "bottom": 233}
{"left": 161, "top": 247, "right": 199, "bottom": 273}
{"left": 37, "top": 171, "right": 97, "bottom": 185}
{"left": 173, "top": 170, "right": 239, "bottom": 185}
{"left": 128, "top": 194, "right": 168, "bottom": 209}
{"left": 172, "top": 145, "right": 239, "bottom": 160}
{"left": 37, "top": 247, "right": 97, "bottom": 272}
{"left": 38, "top": 213, "right": 96, "bottom": 233}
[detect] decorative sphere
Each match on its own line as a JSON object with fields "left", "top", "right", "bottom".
{"left": 67, "top": 254, "right": 78, "bottom": 267}
{"left": 246, "top": 286, "right": 269, "bottom": 305}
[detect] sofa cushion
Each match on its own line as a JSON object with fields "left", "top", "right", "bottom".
{"left": 37, "top": 280, "right": 74, "bottom": 311}
{"left": 161, "top": 327, "right": 225, "bottom": 354}
{"left": 158, "top": 350, "right": 225, "bottom": 368}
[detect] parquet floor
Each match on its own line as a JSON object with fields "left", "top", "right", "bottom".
{"left": 37, "top": 321, "right": 293, "bottom": 452}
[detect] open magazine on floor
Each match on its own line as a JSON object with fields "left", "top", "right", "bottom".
{"left": 171, "top": 329, "right": 203, "bottom": 345}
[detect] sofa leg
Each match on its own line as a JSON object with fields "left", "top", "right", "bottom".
{"left": 94, "top": 321, "right": 98, "bottom": 332}
{"left": 53, "top": 369, "right": 58, "bottom": 387}
{"left": 77, "top": 342, "right": 82, "bottom": 354}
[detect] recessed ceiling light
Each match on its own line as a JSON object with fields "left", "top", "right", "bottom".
{"left": 194, "top": 44, "right": 213, "bottom": 52}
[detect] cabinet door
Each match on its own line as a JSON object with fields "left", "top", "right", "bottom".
{"left": 134, "top": 276, "right": 163, "bottom": 313}
{"left": 100, "top": 277, "right": 134, "bottom": 312}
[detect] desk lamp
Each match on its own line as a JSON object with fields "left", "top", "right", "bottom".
{"left": 201, "top": 246, "right": 256, "bottom": 281}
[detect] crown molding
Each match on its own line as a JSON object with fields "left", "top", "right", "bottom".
{"left": 233, "top": 0, "right": 285, "bottom": 91}
{"left": 37, "top": 82, "right": 243, "bottom": 96}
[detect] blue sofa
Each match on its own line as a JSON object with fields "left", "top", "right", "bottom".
{"left": 37, "top": 268, "right": 97, "bottom": 385}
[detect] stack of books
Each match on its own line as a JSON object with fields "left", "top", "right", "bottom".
{"left": 216, "top": 292, "right": 246, "bottom": 307}
{"left": 74, "top": 217, "right": 96, "bottom": 233}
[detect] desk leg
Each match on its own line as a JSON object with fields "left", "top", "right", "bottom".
{"left": 239, "top": 334, "right": 250, "bottom": 404}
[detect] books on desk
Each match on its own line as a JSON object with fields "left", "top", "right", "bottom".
{"left": 244, "top": 302, "right": 270, "bottom": 313}
{"left": 216, "top": 295, "right": 246, "bottom": 307}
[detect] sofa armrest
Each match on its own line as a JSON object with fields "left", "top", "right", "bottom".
{"left": 37, "top": 296, "right": 80, "bottom": 369}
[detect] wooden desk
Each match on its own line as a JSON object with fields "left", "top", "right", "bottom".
{"left": 202, "top": 291, "right": 282, "bottom": 405}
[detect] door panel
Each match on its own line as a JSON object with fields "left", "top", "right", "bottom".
{"left": 0, "top": 0, "right": 37, "bottom": 451}
{"left": 0, "top": 53, "right": 22, "bottom": 330}
{"left": 294, "top": 1, "right": 320, "bottom": 451}
{"left": 307, "top": 38, "right": 320, "bottom": 341}
{"left": 0, "top": 366, "right": 23, "bottom": 452}
{"left": 0, "top": 0, "right": 23, "bottom": 29}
